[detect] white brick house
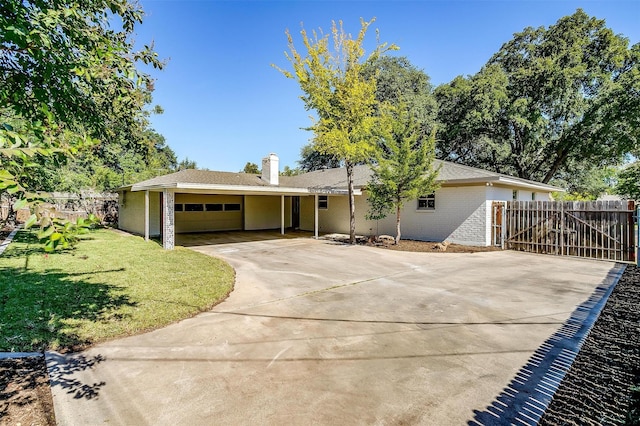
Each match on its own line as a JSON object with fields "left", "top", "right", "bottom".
{"left": 118, "top": 154, "right": 561, "bottom": 249}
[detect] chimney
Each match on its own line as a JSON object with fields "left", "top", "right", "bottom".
{"left": 261, "top": 153, "right": 279, "bottom": 185}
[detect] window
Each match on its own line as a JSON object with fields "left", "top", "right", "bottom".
{"left": 512, "top": 190, "right": 518, "bottom": 200}
{"left": 417, "top": 193, "right": 435, "bottom": 210}
{"left": 224, "top": 203, "right": 241, "bottom": 211}
{"left": 531, "top": 192, "right": 536, "bottom": 201}
{"left": 174, "top": 203, "right": 184, "bottom": 212}
{"left": 318, "top": 195, "right": 328, "bottom": 209}
{"left": 205, "top": 203, "right": 223, "bottom": 211}
{"left": 184, "top": 203, "right": 204, "bottom": 212}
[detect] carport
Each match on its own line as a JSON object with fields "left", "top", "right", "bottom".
{"left": 118, "top": 155, "right": 359, "bottom": 249}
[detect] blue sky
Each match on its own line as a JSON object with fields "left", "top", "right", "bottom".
{"left": 135, "top": 0, "right": 640, "bottom": 172}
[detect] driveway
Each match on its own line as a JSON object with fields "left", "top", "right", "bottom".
{"left": 48, "top": 236, "right": 621, "bottom": 425}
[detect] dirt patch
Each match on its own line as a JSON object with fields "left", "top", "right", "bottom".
{"left": 539, "top": 265, "right": 640, "bottom": 425}
{"left": 324, "top": 234, "right": 502, "bottom": 253}
{"left": 0, "top": 356, "right": 55, "bottom": 425}
{"left": 373, "top": 239, "right": 502, "bottom": 253}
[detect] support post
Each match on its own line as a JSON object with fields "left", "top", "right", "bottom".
{"left": 162, "top": 189, "right": 175, "bottom": 250}
{"left": 281, "top": 195, "right": 285, "bottom": 235}
{"left": 314, "top": 194, "right": 319, "bottom": 239}
{"left": 144, "top": 190, "right": 149, "bottom": 241}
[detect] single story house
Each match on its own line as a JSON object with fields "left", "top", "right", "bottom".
{"left": 118, "top": 153, "right": 562, "bottom": 249}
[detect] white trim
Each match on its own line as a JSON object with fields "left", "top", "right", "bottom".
{"left": 314, "top": 194, "right": 319, "bottom": 239}
{"left": 280, "top": 195, "right": 285, "bottom": 235}
{"left": 144, "top": 190, "right": 149, "bottom": 241}
{"left": 130, "top": 182, "right": 362, "bottom": 196}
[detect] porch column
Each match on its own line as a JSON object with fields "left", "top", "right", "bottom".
{"left": 280, "top": 195, "right": 285, "bottom": 235}
{"left": 314, "top": 194, "right": 319, "bottom": 239}
{"left": 144, "top": 190, "right": 149, "bottom": 241}
{"left": 162, "top": 189, "right": 175, "bottom": 250}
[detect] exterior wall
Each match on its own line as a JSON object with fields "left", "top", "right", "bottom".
{"left": 118, "top": 190, "right": 161, "bottom": 236}
{"left": 175, "top": 194, "right": 242, "bottom": 233}
{"left": 244, "top": 195, "right": 291, "bottom": 230}
{"left": 366, "top": 186, "right": 491, "bottom": 246}
{"left": 301, "top": 187, "right": 493, "bottom": 246}
{"left": 299, "top": 195, "right": 316, "bottom": 231}
{"left": 503, "top": 187, "right": 553, "bottom": 202}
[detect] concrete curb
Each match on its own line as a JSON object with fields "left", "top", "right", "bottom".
{"left": 0, "top": 225, "right": 21, "bottom": 256}
{"left": 0, "top": 352, "right": 43, "bottom": 359}
{"left": 469, "top": 262, "right": 627, "bottom": 425}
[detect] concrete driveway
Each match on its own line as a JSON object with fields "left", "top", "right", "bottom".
{"left": 48, "top": 236, "right": 621, "bottom": 425}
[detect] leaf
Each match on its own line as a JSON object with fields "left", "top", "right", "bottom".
{"left": 13, "top": 198, "right": 29, "bottom": 210}
{"left": 37, "top": 226, "right": 55, "bottom": 239}
{"left": 25, "top": 214, "right": 38, "bottom": 229}
{"left": 50, "top": 232, "right": 63, "bottom": 242}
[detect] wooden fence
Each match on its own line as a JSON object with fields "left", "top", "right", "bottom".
{"left": 493, "top": 200, "right": 636, "bottom": 263}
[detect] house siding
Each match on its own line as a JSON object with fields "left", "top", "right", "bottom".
{"left": 244, "top": 195, "right": 291, "bottom": 230}
{"left": 118, "top": 190, "right": 161, "bottom": 236}
{"left": 299, "top": 195, "right": 316, "bottom": 232}
{"left": 174, "top": 194, "right": 243, "bottom": 233}
{"left": 299, "top": 187, "right": 493, "bottom": 246}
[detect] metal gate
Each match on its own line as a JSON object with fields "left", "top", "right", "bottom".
{"left": 492, "top": 200, "right": 637, "bottom": 263}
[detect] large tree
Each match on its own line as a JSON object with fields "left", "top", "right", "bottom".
{"left": 1, "top": 0, "right": 162, "bottom": 246}
{"left": 367, "top": 103, "right": 440, "bottom": 244}
{"left": 436, "top": 9, "right": 640, "bottom": 185}
{"left": 275, "top": 18, "right": 396, "bottom": 244}
{"left": 299, "top": 55, "right": 437, "bottom": 172}
{"left": 363, "top": 55, "right": 437, "bottom": 140}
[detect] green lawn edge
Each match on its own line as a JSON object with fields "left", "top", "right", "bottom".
{"left": 0, "top": 228, "right": 235, "bottom": 352}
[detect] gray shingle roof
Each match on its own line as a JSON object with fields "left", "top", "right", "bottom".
{"left": 128, "top": 160, "right": 562, "bottom": 192}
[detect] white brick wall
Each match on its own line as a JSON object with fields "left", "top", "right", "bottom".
{"left": 314, "top": 186, "right": 492, "bottom": 246}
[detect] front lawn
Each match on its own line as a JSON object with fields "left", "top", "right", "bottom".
{"left": 0, "top": 229, "right": 234, "bottom": 352}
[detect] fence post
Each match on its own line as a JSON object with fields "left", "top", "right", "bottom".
{"left": 636, "top": 203, "right": 639, "bottom": 267}
{"left": 501, "top": 201, "right": 507, "bottom": 250}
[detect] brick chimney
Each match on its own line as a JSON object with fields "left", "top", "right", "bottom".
{"left": 261, "top": 153, "right": 279, "bottom": 185}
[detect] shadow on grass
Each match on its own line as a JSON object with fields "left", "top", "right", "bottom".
{"left": 0, "top": 265, "right": 136, "bottom": 352}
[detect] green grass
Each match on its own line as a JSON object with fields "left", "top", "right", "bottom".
{"left": 0, "top": 228, "right": 234, "bottom": 352}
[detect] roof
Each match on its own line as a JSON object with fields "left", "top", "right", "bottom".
{"left": 127, "top": 160, "right": 563, "bottom": 194}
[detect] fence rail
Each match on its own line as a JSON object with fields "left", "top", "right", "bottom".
{"left": 494, "top": 200, "right": 636, "bottom": 263}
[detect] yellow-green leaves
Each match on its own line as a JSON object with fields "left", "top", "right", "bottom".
{"left": 275, "top": 18, "right": 398, "bottom": 243}
{"left": 274, "top": 18, "right": 397, "bottom": 165}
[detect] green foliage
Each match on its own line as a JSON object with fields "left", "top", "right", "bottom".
{"left": 177, "top": 157, "right": 197, "bottom": 171}
{"left": 363, "top": 56, "right": 438, "bottom": 140}
{"left": 0, "top": 0, "right": 165, "bottom": 248}
{"left": 615, "top": 162, "right": 640, "bottom": 200}
{"left": 275, "top": 18, "right": 397, "bottom": 243}
{"left": 241, "top": 162, "right": 260, "bottom": 174}
{"left": 298, "top": 142, "right": 342, "bottom": 171}
{"left": 32, "top": 213, "right": 99, "bottom": 252}
{"left": 367, "top": 103, "right": 440, "bottom": 243}
{"left": 281, "top": 165, "right": 303, "bottom": 176}
{"left": 436, "top": 9, "right": 640, "bottom": 186}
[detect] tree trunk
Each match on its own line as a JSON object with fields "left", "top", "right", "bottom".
{"left": 395, "top": 204, "right": 401, "bottom": 245}
{"left": 346, "top": 161, "right": 356, "bottom": 245}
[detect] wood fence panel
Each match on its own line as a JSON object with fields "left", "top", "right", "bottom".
{"left": 497, "top": 200, "right": 636, "bottom": 263}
